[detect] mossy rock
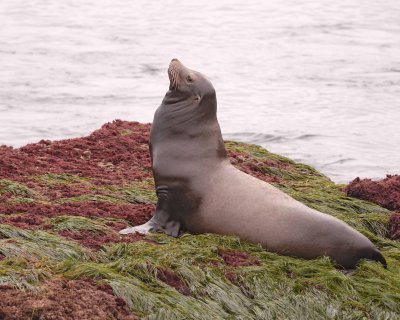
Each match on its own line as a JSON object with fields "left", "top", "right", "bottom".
{"left": 0, "top": 139, "right": 399, "bottom": 319}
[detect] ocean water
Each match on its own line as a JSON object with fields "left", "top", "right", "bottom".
{"left": 0, "top": 0, "right": 399, "bottom": 183}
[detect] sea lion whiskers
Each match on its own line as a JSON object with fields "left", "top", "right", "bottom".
{"left": 168, "top": 62, "right": 180, "bottom": 91}
{"left": 173, "top": 69, "right": 179, "bottom": 90}
{"left": 173, "top": 68, "right": 179, "bottom": 90}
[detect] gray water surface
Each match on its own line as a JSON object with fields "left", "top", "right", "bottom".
{"left": 1, "top": 0, "right": 400, "bottom": 183}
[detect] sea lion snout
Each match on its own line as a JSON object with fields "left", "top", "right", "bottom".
{"left": 168, "top": 59, "right": 183, "bottom": 90}
{"left": 168, "top": 58, "right": 182, "bottom": 70}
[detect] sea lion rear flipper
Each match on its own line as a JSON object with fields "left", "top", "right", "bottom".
{"left": 369, "top": 247, "right": 387, "bottom": 268}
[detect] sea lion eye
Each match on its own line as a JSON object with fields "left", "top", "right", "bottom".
{"left": 187, "top": 75, "right": 193, "bottom": 83}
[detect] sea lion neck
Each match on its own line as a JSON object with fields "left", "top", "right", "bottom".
{"left": 152, "top": 98, "right": 222, "bottom": 144}
{"left": 161, "top": 90, "right": 194, "bottom": 106}
{"left": 149, "top": 60, "right": 227, "bottom": 161}
{"left": 158, "top": 59, "right": 218, "bottom": 131}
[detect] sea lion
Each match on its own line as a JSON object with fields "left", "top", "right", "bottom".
{"left": 120, "top": 59, "right": 386, "bottom": 269}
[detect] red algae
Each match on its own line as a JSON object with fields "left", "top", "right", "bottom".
{"left": 225, "top": 271, "right": 240, "bottom": 284}
{"left": 388, "top": 212, "right": 400, "bottom": 240}
{"left": 217, "top": 249, "right": 260, "bottom": 267}
{"left": 0, "top": 279, "right": 138, "bottom": 320}
{"left": 224, "top": 271, "right": 251, "bottom": 294}
{"left": 0, "top": 120, "right": 152, "bottom": 186}
{"left": 225, "top": 271, "right": 243, "bottom": 286}
{"left": 345, "top": 175, "right": 400, "bottom": 240}
{"left": 156, "top": 268, "right": 191, "bottom": 296}
{"left": 0, "top": 119, "right": 398, "bottom": 317}
{"left": 227, "top": 150, "right": 282, "bottom": 183}
{"left": 345, "top": 175, "right": 400, "bottom": 211}
{"left": 0, "top": 120, "right": 156, "bottom": 241}
{"left": 32, "top": 182, "right": 94, "bottom": 201}
{"left": 0, "top": 202, "right": 154, "bottom": 227}
{"left": 57, "top": 230, "right": 145, "bottom": 250}
{"left": 0, "top": 213, "right": 45, "bottom": 230}
{"left": 240, "top": 162, "right": 281, "bottom": 183}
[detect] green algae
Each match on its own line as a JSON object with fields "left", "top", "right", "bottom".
{"left": 59, "top": 233, "right": 400, "bottom": 319}
{"left": 54, "top": 179, "right": 157, "bottom": 205}
{"left": 0, "top": 224, "right": 92, "bottom": 289}
{"left": 0, "top": 224, "right": 92, "bottom": 262}
{"left": 0, "top": 142, "right": 399, "bottom": 319}
{"left": 96, "top": 216, "right": 131, "bottom": 225}
{"left": 98, "top": 179, "right": 157, "bottom": 204}
{"left": 120, "top": 129, "right": 135, "bottom": 136}
{"left": 0, "top": 180, "right": 37, "bottom": 198}
{"left": 32, "top": 173, "right": 91, "bottom": 186}
{"left": 0, "top": 257, "right": 51, "bottom": 291}
{"left": 122, "top": 188, "right": 157, "bottom": 204}
{"left": 55, "top": 194, "right": 126, "bottom": 204}
{"left": 50, "top": 216, "right": 113, "bottom": 235}
{"left": 6, "top": 197, "right": 37, "bottom": 204}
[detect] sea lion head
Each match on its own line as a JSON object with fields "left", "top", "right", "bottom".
{"left": 163, "top": 59, "right": 216, "bottom": 115}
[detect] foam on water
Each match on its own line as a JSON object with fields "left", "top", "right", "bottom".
{"left": 0, "top": 0, "right": 399, "bottom": 183}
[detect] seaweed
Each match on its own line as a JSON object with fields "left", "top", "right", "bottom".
{"left": 0, "top": 121, "right": 398, "bottom": 319}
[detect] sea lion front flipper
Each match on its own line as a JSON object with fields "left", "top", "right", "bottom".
{"left": 163, "top": 220, "right": 182, "bottom": 237}
{"left": 153, "top": 185, "right": 184, "bottom": 237}
{"left": 119, "top": 217, "right": 161, "bottom": 235}
{"left": 119, "top": 185, "right": 184, "bottom": 237}
{"left": 118, "top": 187, "right": 169, "bottom": 235}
